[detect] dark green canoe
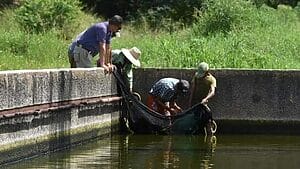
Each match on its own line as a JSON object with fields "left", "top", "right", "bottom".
{"left": 113, "top": 71, "right": 212, "bottom": 134}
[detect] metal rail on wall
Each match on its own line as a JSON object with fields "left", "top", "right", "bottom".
{"left": 0, "top": 96, "right": 122, "bottom": 118}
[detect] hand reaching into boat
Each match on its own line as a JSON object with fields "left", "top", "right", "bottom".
{"left": 169, "top": 102, "right": 182, "bottom": 115}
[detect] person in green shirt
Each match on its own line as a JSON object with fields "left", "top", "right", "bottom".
{"left": 189, "top": 62, "right": 217, "bottom": 135}
{"left": 112, "top": 47, "right": 141, "bottom": 91}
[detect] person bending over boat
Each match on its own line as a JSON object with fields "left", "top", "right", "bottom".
{"left": 147, "top": 78, "right": 190, "bottom": 116}
{"left": 189, "top": 62, "right": 217, "bottom": 135}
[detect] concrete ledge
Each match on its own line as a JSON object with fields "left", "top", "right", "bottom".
{"left": 0, "top": 68, "right": 121, "bottom": 165}
{"left": 0, "top": 101, "right": 120, "bottom": 165}
{"left": 0, "top": 68, "right": 117, "bottom": 110}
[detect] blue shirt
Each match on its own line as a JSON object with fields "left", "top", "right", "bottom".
{"left": 77, "top": 22, "right": 112, "bottom": 55}
{"left": 149, "top": 78, "right": 179, "bottom": 102}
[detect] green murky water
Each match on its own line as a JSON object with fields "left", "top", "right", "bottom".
{"left": 5, "top": 134, "right": 300, "bottom": 169}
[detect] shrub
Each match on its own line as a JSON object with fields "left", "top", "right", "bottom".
{"left": 129, "top": 0, "right": 204, "bottom": 32}
{"left": 15, "top": 0, "right": 81, "bottom": 33}
{"left": 193, "top": 0, "right": 254, "bottom": 36}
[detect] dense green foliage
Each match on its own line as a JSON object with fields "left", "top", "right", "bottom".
{"left": 79, "top": 0, "right": 299, "bottom": 32}
{"left": 0, "top": 0, "right": 299, "bottom": 70}
{"left": 15, "top": 0, "right": 81, "bottom": 33}
{"left": 114, "top": 0, "right": 300, "bottom": 69}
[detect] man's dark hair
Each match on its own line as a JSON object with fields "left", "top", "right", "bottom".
{"left": 109, "top": 15, "right": 123, "bottom": 26}
{"left": 177, "top": 80, "right": 190, "bottom": 93}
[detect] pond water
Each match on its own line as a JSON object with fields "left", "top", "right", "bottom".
{"left": 5, "top": 134, "right": 300, "bottom": 169}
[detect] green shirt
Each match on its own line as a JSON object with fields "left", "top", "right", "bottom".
{"left": 190, "top": 73, "right": 216, "bottom": 106}
{"left": 112, "top": 50, "right": 133, "bottom": 90}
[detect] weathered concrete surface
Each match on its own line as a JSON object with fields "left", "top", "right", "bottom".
{"left": 1, "top": 67, "right": 299, "bottom": 165}
{"left": 0, "top": 68, "right": 117, "bottom": 111}
{"left": 0, "top": 68, "right": 120, "bottom": 165}
{"left": 0, "top": 101, "right": 120, "bottom": 165}
{"left": 133, "top": 68, "right": 300, "bottom": 133}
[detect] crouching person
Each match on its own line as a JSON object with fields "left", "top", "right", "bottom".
{"left": 147, "top": 78, "right": 190, "bottom": 116}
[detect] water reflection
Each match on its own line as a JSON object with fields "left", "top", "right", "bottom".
{"left": 5, "top": 137, "right": 114, "bottom": 169}
{"left": 4, "top": 134, "right": 300, "bottom": 169}
{"left": 121, "top": 134, "right": 217, "bottom": 169}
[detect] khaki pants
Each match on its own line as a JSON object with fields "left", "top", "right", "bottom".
{"left": 72, "top": 45, "right": 93, "bottom": 68}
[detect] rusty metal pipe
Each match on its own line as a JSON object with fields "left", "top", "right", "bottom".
{"left": 0, "top": 96, "right": 122, "bottom": 118}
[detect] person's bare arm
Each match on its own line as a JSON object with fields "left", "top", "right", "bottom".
{"left": 97, "top": 42, "right": 109, "bottom": 71}
{"left": 201, "top": 85, "right": 215, "bottom": 104}
{"left": 170, "top": 101, "right": 182, "bottom": 112}
{"left": 106, "top": 45, "right": 111, "bottom": 65}
{"left": 106, "top": 45, "right": 115, "bottom": 72}
{"left": 154, "top": 97, "right": 173, "bottom": 112}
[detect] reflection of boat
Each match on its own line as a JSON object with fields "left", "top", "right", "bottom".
{"left": 113, "top": 71, "right": 212, "bottom": 134}
{"left": 122, "top": 134, "right": 217, "bottom": 169}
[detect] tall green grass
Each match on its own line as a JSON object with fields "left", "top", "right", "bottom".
{"left": 0, "top": 0, "right": 299, "bottom": 70}
{"left": 0, "top": 8, "right": 97, "bottom": 70}
{"left": 113, "top": 2, "right": 300, "bottom": 69}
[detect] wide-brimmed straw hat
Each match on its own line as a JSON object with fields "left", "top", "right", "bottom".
{"left": 195, "top": 62, "right": 209, "bottom": 77}
{"left": 121, "top": 47, "right": 141, "bottom": 67}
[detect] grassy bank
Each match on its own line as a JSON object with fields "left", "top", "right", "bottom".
{"left": 0, "top": 2, "right": 299, "bottom": 70}
{"left": 113, "top": 3, "right": 300, "bottom": 69}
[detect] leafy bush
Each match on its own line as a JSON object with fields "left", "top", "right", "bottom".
{"left": 0, "top": 0, "right": 18, "bottom": 8}
{"left": 193, "top": 0, "right": 254, "bottom": 36}
{"left": 295, "top": 1, "right": 300, "bottom": 17}
{"left": 128, "top": 0, "right": 204, "bottom": 32}
{"left": 15, "top": 0, "right": 81, "bottom": 33}
{"left": 132, "top": 6, "right": 175, "bottom": 32}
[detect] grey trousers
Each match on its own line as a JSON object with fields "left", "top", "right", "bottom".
{"left": 73, "top": 45, "right": 93, "bottom": 68}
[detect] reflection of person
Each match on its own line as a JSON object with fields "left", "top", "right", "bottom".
{"left": 162, "top": 136, "right": 179, "bottom": 169}
{"left": 68, "top": 15, "right": 123, "bottom": 71}
{"left": 202, "top": 135, "right": 217, "bottom": 169}
{"left": 112, "top": 47, "right": 141, "bottom": 91}
{"left": 123, "top": 135, "right": 216, "bottom": 169}
{"left": 189, "top": 62, "right": 217, "bottom": 135}
{"left": 147, "top": 78, "right": 190, "bottom": 116}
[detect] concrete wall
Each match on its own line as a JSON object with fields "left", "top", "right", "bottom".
{"left": 133, "top": 68, "right": 300, "bottom": 134}
{"left": 0, "top": 68, "right": 121, "bottom": 165}
{"left": 1, "top": 67, "right": 299, "bottom": 164}
{"left": 0, "top": 68, "right": 117, "bottom": 111}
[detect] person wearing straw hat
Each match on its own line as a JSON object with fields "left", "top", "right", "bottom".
{"left": 189, "top": 62, "right": 217, "bottom": 135}
{"left": 111, "top": 47, "right": 141, "bottom": 91}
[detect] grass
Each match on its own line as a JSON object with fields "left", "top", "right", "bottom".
{"left": 0, "top": 2, "right": 299, "bottom": 70}
{"left": 112, "top": 3, "right": 300, "bottom": 69}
